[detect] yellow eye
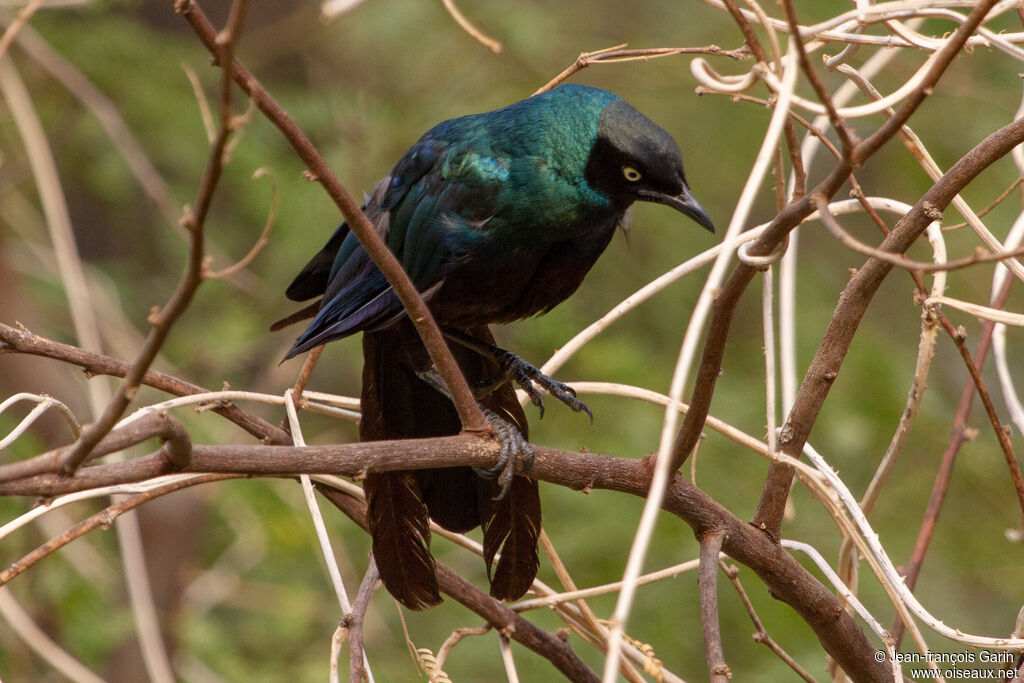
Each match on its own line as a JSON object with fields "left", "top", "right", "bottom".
{"left": 622, "top": 166, "right": 642, "bottom": 182}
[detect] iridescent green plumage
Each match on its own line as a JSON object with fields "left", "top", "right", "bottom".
{"left": 284, "top": 84, "right": 710, "bottom": 356}
{"left": 279, "top": 84, "right": 713, "bottom": 609}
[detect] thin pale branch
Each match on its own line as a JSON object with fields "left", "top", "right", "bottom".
{"left": 0, "top": 0, "right": 41, "bottom": 59}
{"left": 893, "top": 276, "right": 1024, "bottom": 647}
{"left": 316, "top": 485, "right": 602, "bottom": 683}
{"left": 814, "top": 193, "right": 1024, "bottom": 272}
{"left": 0, "top": 473, "right": 235, "bottom": 587}
{"left": 203, "top": 167, "right": 278, "bottom": 279}
{"left": 779, "top": 0, "right": 856, "bottom": 156}
{"left": 56, "top": 2, "right": 247, "bottom": 473}
{"left": 0, "top": 432, "right": 891, "bottom": 681}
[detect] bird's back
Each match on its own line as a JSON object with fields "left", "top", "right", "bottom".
{"left": 285, "top": 85, "right": 631, "bottom": 353}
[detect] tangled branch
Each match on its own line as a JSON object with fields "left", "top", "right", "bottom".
{"left": 3, "top": 0, "right": 1024, "bottom": 681}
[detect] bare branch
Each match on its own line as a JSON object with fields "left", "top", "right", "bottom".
{"left": 440, "top": 0, "right": 501, "bottom": 54}
{"left": 0, "top": 430, "right": 890, "bottom": 680}
{"left": 698, "top": 530, "right": 730, "bottom": 682}
{"left": 174, "top": 0, "right": 487, "bottom": 435}
{"left": 752, "top": 108, "right": 1024, "bottom": 539}
{"left": 814, "top": 193, "right": 1024, "bottom": 273}
{"left": 348, "top": 556, "right": 378, "bottom": 683}
{"left": 534, "top": 43, "right": 747, "bottom": 94}
{"left": 893, "top": 276, "right": 1024, "bottom": 647}
{"left": 203, "top": 167, "right": 278, "bottom": 279}
{"left": 674, "top": 0, "right": 1004, "bottom": 481}
{"left": 779, "top": 0, "right": 856, "bottom": 156}
{"left": 316, "top": 484, "right": 602, "bottom": 683}
{"left": 720, "top": 562, "right": 819, "bottom": 683}
{"left": 0, "top": 322, "right": 290, "bottom": 444}
{"left": 55, "top": 0, "right": 255, "bottom": 474}
{"left": 0, "top": 473, "right": 234, "bottom": 588}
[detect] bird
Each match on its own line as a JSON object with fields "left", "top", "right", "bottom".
{"left": 275, "top": 83, "right": 714, "bottom": 610}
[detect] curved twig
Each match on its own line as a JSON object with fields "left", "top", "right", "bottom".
{"left": 440, "top": 0, "right": 501, "bottom": 54}
{"left": 535, "top": 43, "right": 747, "bottom": 94}
{"left": 203, "top": 167, "right": 278, "bottom": 279}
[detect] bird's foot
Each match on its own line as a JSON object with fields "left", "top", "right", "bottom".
{"left": 444, "top": 329, "right": 592, "bottom": 422}
{"left": 494, "top": 348, "right": 592, "bottom": 423}
{"left": 475, "top": 408, "right": 534, "bottom": 500}
{"left": 415, "top": 367, "right": 533, "bottom": 500}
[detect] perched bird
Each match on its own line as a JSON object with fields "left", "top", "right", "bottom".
{"left": 276, "top": 83, "right": 713, "bottom": 609}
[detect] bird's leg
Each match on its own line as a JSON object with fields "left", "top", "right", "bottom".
{"left": 414, "top": 368, "right": 533, "bottom": 500}
{"left": 443, "top": 329, "right": 593, "bottom": 423}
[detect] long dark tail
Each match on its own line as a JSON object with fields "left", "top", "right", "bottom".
{"left": 360, "top": 319, "right": 540, "bottom": 609}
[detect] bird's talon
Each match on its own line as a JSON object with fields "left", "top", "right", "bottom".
{"left": 520, "top": 444, "right": 536, "bottom": 471}
{"left": 473, "top": 461, "right": 503, "bottom": 479}
{"left": 502, "top": 354, "right": 591, "bottom": 421}
{"left": 478, "top": 408, "right": 533, "bottom": 499}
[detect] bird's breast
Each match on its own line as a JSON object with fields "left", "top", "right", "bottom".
{"left": 428, "top": 214, "right": 622, "bottom": 327}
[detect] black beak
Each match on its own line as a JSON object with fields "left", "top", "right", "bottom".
{"left": 639, "top": 185, "right": 715, "bottom": 233}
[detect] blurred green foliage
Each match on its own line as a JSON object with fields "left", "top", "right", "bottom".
{"left": 1, "top": 0, "right": 1023, "bottom": 680}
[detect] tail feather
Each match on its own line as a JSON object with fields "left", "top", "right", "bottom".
{"left": 363, "top": 471, "right": 441, "bottom": 609}
{"left": 360, "top": 320, "right": 540, "bottom": 609}
{"left": 482, "top": 474, "right": 541, "bottom": 601}
{"left": 417, "top": 467, "right": 483, "bottom": 533}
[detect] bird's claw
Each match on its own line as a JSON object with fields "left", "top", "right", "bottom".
{"left": 474, "top": 408, "right": 534, "bottom": 500}
{"left": 515, "top": 376, "right": 548, "bottom": 419}
{"left": 445, "top": 329, "right": 593, "bottom": 422}
{"left": 498, "top": 350, "right": 593, "bottom": 423}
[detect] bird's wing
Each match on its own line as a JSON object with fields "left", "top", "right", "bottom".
{"left": 284, "top": 134, "right": 503, "bottom": 357}
{"left": 284, "top": 222, "right": 350, "bottom": 302}
{"left": 283, "top": 133, "right": 448, "bottom": 304}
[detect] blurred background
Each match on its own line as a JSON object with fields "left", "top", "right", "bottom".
{"left": 1, "top": 0, "right": 1023, "bottom": 680}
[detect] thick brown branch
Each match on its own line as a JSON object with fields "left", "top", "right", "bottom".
{"left": 670, "top": 0, "right": 1003, "bottom": 538}
{"left": 0, "top": 412, "right": 184, "bottom": 483}
{"left": 721, "top": 562, "right": 819, "bottom": 683}
{"left": 0, "top": 436, "right": 889, "bottom": 681}
{"left": 670, "top": 161, "right": 853, "bottom": 472}
{"left": 852, "top": 0, "right": 1001, "bottom": 165}
{"left": 672, "top": 0, "right": 1000, "bottom": 482}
